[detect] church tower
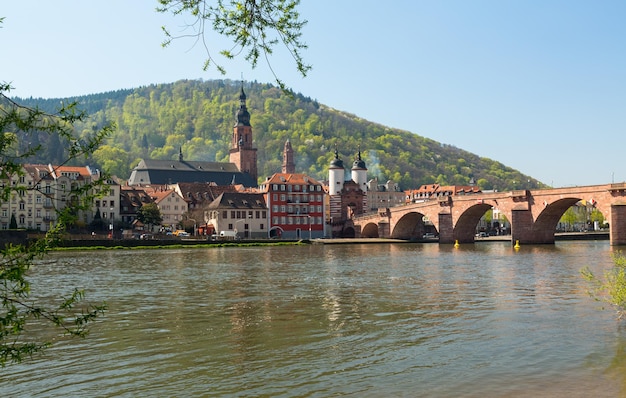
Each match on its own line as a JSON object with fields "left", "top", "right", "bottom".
{"left": 282, "top": 139, "right": 295, "bottom": 174}
{"left": 229, "top": 83, "right": 258, "bottom": 183}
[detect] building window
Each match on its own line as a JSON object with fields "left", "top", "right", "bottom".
{"left": 262, "top": 211, "right": 267, "bottom": 218}
{"left": 272, "top": 205, "right": 278, "bottom": 212}
{"left": 222, "top": 211, "right": 227, "bottom": 219}
{"left": 260, "top": 223, "right": 264, "bottom": 230}
{"left": 273, "top": 194, "right": 278, "bottom": 201}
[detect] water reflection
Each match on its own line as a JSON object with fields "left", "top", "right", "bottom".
{"left": 2, "top": 242, "right": 626, "bottom": 397}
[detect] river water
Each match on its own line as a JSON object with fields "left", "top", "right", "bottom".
{"left": 2, "top": 241, "right": 626, "bottom": 397}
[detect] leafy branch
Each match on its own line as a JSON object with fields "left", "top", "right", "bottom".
{"left": 0, "top": 83, "right": 110, "bottom": 366}
{"left": 157, "top": 0, "right": 311, "bottom": 91}
{"left": 581, "top": 251, "right": 626, "bottom": 320}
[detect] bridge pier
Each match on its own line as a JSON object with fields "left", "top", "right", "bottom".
{"left": 610, "top": 204, "right": 626, "bottom": 245}
{"left": 511, "top": 209, "right": 533, "bottom": 245}
{"left": 438, "top": 213, "right": 454, "bottom": 244}
{"left": 510, "top": 208, "right": 556, "bottom": 245}
{"left": 378, "top": 222, "right": 390, "bottom": 239}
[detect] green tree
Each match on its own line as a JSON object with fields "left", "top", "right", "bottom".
{"left": 92, "top": 145, "right": 130, "bottom": 178}
{"left": 157, "top": 0, "right": 311, "bottom": 90}
{"left": 581, "top": 251, "right": 626, "bottom": 320}
{"left": 137, "top": 203, "right": 163, "bottom": 231}
{"left": 0, "top": 82, "right": 110, "bottom": 366}
{"left": 560, "top": 207, "right": 578, "bottom": 232}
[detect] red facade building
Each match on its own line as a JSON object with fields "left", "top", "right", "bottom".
{"left": 260, "top": 173, "right": 325, "bottom": 239}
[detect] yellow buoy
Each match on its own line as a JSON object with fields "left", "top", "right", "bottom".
{"left": 514, "top": 240, "right": 521, "bottom": 250}
{"left": 454, "top": 239, "right": 460, "bottom": 248}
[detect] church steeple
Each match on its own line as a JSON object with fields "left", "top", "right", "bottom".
{"left": 282, "top": 139, "right": 295, "bottom": 174}
{"left": 235, "top": 82, "right": 251, "bottom": 127}
{"left": 230, "top": 81, "right": 258, "bottom": 183}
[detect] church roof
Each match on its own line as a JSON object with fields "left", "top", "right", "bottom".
{"left": 127, "top": 158, "right": 257, "bottom": 187}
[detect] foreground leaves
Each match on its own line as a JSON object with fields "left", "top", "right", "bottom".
{"left": 0, "top": 83, "right": 109, "bottom": 366}
{"left": 581, "top": 251, "right": 626, "bottom": 320}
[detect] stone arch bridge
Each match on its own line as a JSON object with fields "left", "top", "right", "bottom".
{"left": 353, "top": 183, "right": 626, "bottom": 245}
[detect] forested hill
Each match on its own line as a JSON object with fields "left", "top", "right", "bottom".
{"left": 14, "top": 79, "right": 544, "bottom": 191}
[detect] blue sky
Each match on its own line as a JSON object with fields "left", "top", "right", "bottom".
{"left": 2, "top": 1, "right": 625, "bottom": 187}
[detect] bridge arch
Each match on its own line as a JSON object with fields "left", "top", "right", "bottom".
{"left": 454, "top": 203, "right": 493, "bottom": 243}
{"left": 361, "top": 222, "right": 380, "bottom": 238}
{"left": 534, "top": 198, "right": 581, "bottom": 236}
{"left": 391, "top": 212, "right": 427, "bottom": 240}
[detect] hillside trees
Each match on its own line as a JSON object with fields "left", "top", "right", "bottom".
{"left": 16, "top": 79, "right": 543, "bottom": 191}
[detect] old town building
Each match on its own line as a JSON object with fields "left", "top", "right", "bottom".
{"left": 0, "top": 164, "right": 101, "bottom": 231}
{"left": 204, "top": 192, "right": 268, "bottom": 239}
{"left": 260, "top": 172, "right": 325, "bottom": 239}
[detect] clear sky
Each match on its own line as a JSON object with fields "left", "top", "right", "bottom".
{"left": 2, "top": 1, "right": 625, "bottom": 188}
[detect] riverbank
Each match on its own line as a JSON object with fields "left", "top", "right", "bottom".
{"left": 26, "top": 231, "right": 609, "bottom": 250}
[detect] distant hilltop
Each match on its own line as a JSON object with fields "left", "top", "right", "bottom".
{"left": 13, "top": 79, "right": 544, "bottom": 192}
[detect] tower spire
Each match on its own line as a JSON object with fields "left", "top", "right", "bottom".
{"left": 230, "top": 82, "right": 258, "bottom": 183}
{"left": 282, "top": 139, "right": 295, "bottom": 174}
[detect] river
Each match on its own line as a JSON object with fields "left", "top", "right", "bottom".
{"left": 2, "top": 241, "right": 625, "bottom": 397}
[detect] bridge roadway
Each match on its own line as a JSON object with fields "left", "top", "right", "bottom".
{"left": 352, "top": 183, "right": 626, "bottom": 245}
